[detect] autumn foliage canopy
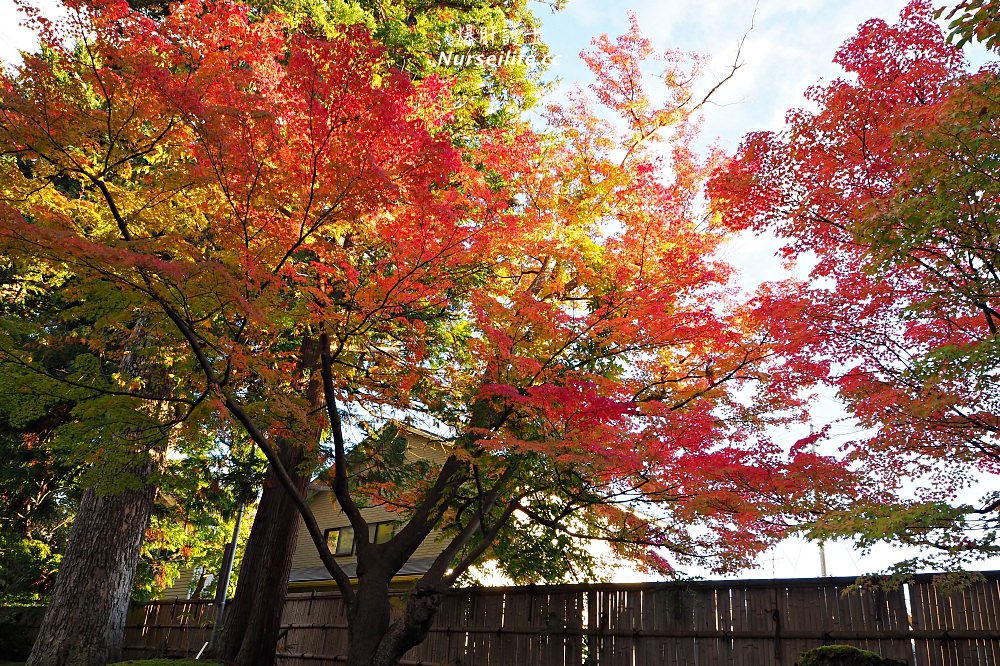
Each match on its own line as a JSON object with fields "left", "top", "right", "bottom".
{"left": 14, "top": 0, "right": 1000, "bottom": 662}
{"left": 0, "top": 0, "right": 866, "bottom": 594}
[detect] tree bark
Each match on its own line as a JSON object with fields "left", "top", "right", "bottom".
{"left": 26, "top": 482, "right": 156, "bottom": 666}
{"left": 341, "top": 570, "right": 443, "bottom": 666}
{"left": 27, "top": 324, "right": 167, "bottom": 666}
{"left": 212, "top": 338, "right": 496, "bottom": 666}
{"left": 212, "top": 446, "right": 309, "bottom": 666}
{"left": 367, "top": 586, "right": 444, "bottom": 666}
{"left": 212, "top": 336, "right": 325, "bottom": 666}
{"left": 345, "top": 571, "right": 393, "bottom": 666}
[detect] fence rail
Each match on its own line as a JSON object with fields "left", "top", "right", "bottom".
{"left": 121, "top": 571, "right": 1000, "bottom": 665}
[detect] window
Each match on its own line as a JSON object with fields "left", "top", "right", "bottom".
{"left": 328, "top": 526, "right": 355, "bottom": 556}
{"left": 371, "top": 522, "right": 394, "bottom": 545}
{"left": 326, "top": 521, "right": 395, "bottom": 556}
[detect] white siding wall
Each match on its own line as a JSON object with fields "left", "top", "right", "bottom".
{"left": 159, "top": 566, "right": 196, "bottom": 600}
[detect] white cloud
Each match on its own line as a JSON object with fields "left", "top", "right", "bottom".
{"left": 0, "top": 0, "right": 68, "bottom": 68}
{"left": 540, "top": 0, "right": 917, "bottom": 151}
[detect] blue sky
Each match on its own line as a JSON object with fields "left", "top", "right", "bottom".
{"left": 537, "top": 0, "right": 991, "bottom": 151}
{"left": 529, "top": 1, "right": 987, "bottom": 300}
{"left": 1, "top": 0, "right": 996, "bottom": 580}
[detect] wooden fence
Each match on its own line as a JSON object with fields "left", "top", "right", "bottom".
{"left": 122, "top": 572, "right": 1000, "bottom": 665}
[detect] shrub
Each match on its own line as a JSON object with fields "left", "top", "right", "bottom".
{"left": 0, "top": 606, "right": 45, "bottom": 661}
{"left": 798, "top": 645, "right": 907, "bottom": 666}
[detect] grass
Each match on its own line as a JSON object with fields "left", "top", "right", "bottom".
{"left": 109, "top": 661, "right": 223, "bottom": 666}
{"left": 0, "top": 656, "right": 221, "bottom": 666}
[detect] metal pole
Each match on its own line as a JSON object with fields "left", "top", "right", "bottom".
{"left": 807, "top": 423, "right": 829, "bottom": 577}
{"left": 212, "top": 500, "right": 244, "bottom": 641}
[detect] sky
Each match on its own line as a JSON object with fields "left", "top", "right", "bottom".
{"left": 0, "top": 0, "right": 996, "bottom": 581}
{"left": 537, "top": 0, "right": 991, "bottom": 151}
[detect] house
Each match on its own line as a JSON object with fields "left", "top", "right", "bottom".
{"left": 160, "top": 423, "right": 451, "bottom": 599}
{"left": 288, "top": 424, "right": 452, "bottom": 591}
{"left": 159, "top": 421, "right": 651, "bottom": 600}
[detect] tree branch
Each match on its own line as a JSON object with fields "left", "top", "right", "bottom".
{"left": 319, "top": 329, "right": 368, "bottom": 546}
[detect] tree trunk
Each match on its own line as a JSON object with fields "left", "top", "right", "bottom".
{"left": 345, "top": 570, "right": 393, "bottom": 666}
{"left": 27, "top": 323, "right": 166, "bottom": 666}
{"left": 212, "top": 446, "right": 309, "bottom": 666}
{"left": 213, "top": 337, "right": 325, "bottom": 666}
{"left": 346, "top": 578, "right": 443, "bottom": 666}
{"left": 26, "top": 483, "right": 156, "bottom": 666}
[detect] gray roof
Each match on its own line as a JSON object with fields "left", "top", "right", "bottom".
{"left": 289, "top": 556, "right": 439, "bottom": 582}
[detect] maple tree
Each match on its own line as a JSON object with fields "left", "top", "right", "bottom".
{"left": 126, "top": 0, "right": 561, "bottom": 131}
{"left": 938, "top": 0, "right": 1000, "bottom": 50}
{"left": 272, "top": 0, "right": 563, "bottom": 132}
{"left": 0, "top": 0, "right": 496, "bottom": 661}
{"left": 0, "top": 1, "right": 856, "bottom": 665}
{"left": 711, "top": 0, "right": 1000, "bottom": 571}
{"left": 1, "top": 0, "right": 563, "bottom": 661}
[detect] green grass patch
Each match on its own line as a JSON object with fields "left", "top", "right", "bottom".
{"left": 108, "top": 661, "right": 223, "bottom": 666}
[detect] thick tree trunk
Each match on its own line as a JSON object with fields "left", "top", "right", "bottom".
{"left": 26, "top": 483, "right": 156, "bottom": 666}
{"left": 345, "top": 578, "right": 443, "bottom": 666}
{"left": 345, "top": 571, "right": 393, "bottom": 666}
{"left": 27, "top": 323, "right": 166, "bottom": 666}
{"left": 213, "top": 336, "right": 326, "bottom": 666}
{"left": 212, "top": 334, "right": 461, "bottom": 666}
{"left": 370, "top": 587, "right": 444, "bottom": 666}
{"left": 212, "top": 446, "right": 308, "bottom": 666}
